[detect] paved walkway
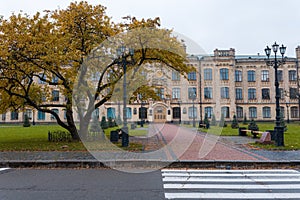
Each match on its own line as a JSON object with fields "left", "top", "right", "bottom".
{"left": 0, "top": 124, "right": 299, "bottom": 162}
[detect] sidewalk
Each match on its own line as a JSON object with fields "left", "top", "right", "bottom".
{"left": 0, "top": 124, "right": 299, "bottom": 168}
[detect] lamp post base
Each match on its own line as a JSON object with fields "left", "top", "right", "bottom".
{"left": 274, "top": 126, "right": 284, "bottom": 146}
{"left": 122, "top": 126, "right": 129, "bottom": 147}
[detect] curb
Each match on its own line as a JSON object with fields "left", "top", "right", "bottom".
{"left": 1, "top": 160, "right": 300, "bottom": 169}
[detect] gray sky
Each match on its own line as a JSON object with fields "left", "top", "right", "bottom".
{"left": 1, "top": 0, "right": 300, "bottom": 57}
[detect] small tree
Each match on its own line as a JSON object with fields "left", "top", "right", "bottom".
{"left": 23, "top": 114, "right": 31, "bottom": 127}
{"left": 100, "top": 116, "right": 108, "bottom": 130}
{"left": 219, "top": 113, "right": 227, "bottom": 127}
{"left": 248, "top": 119, "right": 259, "bottom": 131}
{"left": 231, "top": 115, "right": 239, "bottom": 129}
{"left": 211, "top": 114, "right": 217, "bottom": 126}
{"left": 243, "top": 114, "right": 248, "bottom": 125}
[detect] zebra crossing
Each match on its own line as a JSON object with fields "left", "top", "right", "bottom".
{"left": 0, "top": 168, "right": 10, "bottom": 173}
{"left": 161, "top": 169, "right": 300, "bottom": 199}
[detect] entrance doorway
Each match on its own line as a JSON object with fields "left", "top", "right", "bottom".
{"left": 153, "top": 105, "right": 167, "bottom": 123}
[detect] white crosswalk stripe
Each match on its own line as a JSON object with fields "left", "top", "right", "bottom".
{"left": 161, "top": 169, "right": 300, "bottom": 199}
{"left": 0, "top": 168, "right": 10, "bottom": 172}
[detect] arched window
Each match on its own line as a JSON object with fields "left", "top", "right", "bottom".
{"left": 263, "top": 107, "right": 271, "bottom": 118}
{"left": 249, "top": 107, "right": 257, "bottom": 118}
{"left": 204, "top": 107, "right": 213, "bottom": 118}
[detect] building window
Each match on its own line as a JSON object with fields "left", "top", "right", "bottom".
{"left": 52, "top": 90, "right": 59, "bottom": 101}
{"left": 139, "top": 107, "right": 147, "bottom": 119}
{"left": 173, "top": 107, "right": 181, "bottom": 119}
{"left": 107, "top": 107, "right": 116, "bottom": 119}
{"left": 188, "top": 71, "right": 197, "bottom": 81}
{"left": 261, "top": 70, "right": 269, "bottom": 82}
{"left": 263, "top": 107, "right": 271, "bottom": 118}
{"left": 188, "top": 87, "right": 197, "bottom": 99}
{"left": 204, "top": 68, "right": 212, "bottom": 80}
{"left": 279, "top": 88, "right": 284, "bottom": 99}
{"left": 235, "top": 88, "right": 243, "bottom": 100}
{"left": 156, "top": 88, "right": 164, "bottom": 100}
{"left": 262, "top": 88, "right": 270, "bottom": 100}
{"left": 248, "top": 88, "right": 256, "bottom": 100}
{"left": 11, "top": 111, "right": 18, "bottom": 120}
{"left": 289, "top": 70, "right": 297, "bottom": 81}
{"left": 291, "top": 106, "right": 298, "bottom": 118}
{"left": 204, "top": 87, "right": 212, "bottom": 99}
{"left": 204, "top": 107, "right": 213, "bottom": 118}
{"left": 220, "top": 68, "right": 229, "bottom": 80}
{"left": 247, "top": 70, "right": 256, "bottom": 82}
{"left": 221, "top": 87, "right": 229, "bottom": 99}
{"left": 172, "top": 71, "right": 180, "bottom": 81}
{"left": 50, "top": 109, "right": 59, "bottom": 120}
{"left": 172, "top": 88, "right": 180, "bottom": 99}
{"left": 24, "top": 109, "right": 32, "bottom": 120}
{"left": 52, "top": 75, "right": 59, "bottom": 84}
{"left": 249, "top": 107, "right": 257, "bottom": 118}
{"left": 37, "top": 110, "right": 45, "bottom": 120}
{"left": 188, "top": 107, "right": 197, "bottom": 119}
{"left": 126, "top": 107, "right": 132, "bottom": 119}
{"left": 38, "top": 73, "right": 46, "bottom": 84}
{"left": 277, "top": 70, "right": 283, "bottom": 82}
{"left": 221, "top": 106, "right": 229, "bottom": 118}
{"left": 236, "top": 107, "right": 243, "bottom": 118}
{"left": 1, "top": 113, "right": 6, "bottom": 121}
{"left": 290, "top": 88, "right": 298, "bottom": 99}
{"left": 235, "top": 70, "right": 242, "bottom": 82}
{"left": 92, "top": 108, "right": 99, "bottom": 119}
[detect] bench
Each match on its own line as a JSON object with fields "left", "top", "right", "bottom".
{"left": 198, "top": 124, "right": 207, "bottom": 128}
{"left": 240, "top": 129, "right": 263, "bottom": 138}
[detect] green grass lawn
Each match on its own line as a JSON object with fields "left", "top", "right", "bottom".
{"left": 198, "top": 122, "right": 300, "bottom": 150}
{"left": 0, "top": 124, "right": 147, "bottom": 151}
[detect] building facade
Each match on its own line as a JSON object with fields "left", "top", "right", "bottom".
{"left": 1, "top": 46, "right": 300, "bottom": 124}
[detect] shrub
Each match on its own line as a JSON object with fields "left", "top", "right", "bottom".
{"left": 204, "top": 113, "right": 210, "bottom": 128}
{"left": 219, "top": 113, "right": 227, "bottom": 127}
{"left": 23, "top": 114, "right": 31, "bottom": 127}
{"left": 211, "top": 114, "right": 217, "bottom": 126}
{"left": 243, "top": 114, "right": 248, "bottom": 125}
{"left": 231, "top": 115, "right": 239, "bottom": 129}
{"left": 100, "top": 116, "right": 108, "bottom": 129}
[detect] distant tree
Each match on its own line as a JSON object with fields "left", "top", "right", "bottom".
{"left": 248, "top": 119, "right": 259, "bottom": 131}
{"left": 211, "top": 114, "right": 216, "bottom": 126}
{"left": 231, "top": 114, "right": 239, "bottom": 129}
{"left": 23, "top": 114, "right": 31, "bottom": 127}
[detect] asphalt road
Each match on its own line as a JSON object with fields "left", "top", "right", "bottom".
{"left": 0, "top": 168, "right": 165, "bottom": 200}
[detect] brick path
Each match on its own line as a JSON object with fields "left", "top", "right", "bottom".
{"left": 147, "top": 123, "right": 268, "bottom": 161}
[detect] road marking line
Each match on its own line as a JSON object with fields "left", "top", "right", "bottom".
{"left": 163, "top": 177, "right": 300, "bottom": 183}
{"left": 0, "top": 168, "right": 10, "bottom": 172}
{"left": 164, "top": 183, "right": 300, "bottom": 189}
{"left": 165, "top": 192, "right": 300, "bottom": 199}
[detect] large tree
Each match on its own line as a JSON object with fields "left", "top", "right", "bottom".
{"left": 0, "top": 1, "right": 192, "bottom": 140}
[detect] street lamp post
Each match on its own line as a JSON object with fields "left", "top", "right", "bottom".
{"left": 117, "top": 46, "right": 135, "bottom": 147}
{"left": 264, "top": 42, "right": 286, "bottom": 146}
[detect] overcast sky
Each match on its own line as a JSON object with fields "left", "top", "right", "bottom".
{"left": 1, "top": 0, "right": 300, "bottom": 57}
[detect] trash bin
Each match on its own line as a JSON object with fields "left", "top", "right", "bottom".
{"left": 238, "top": 127, "right": 247, "bottom": 136}
{"left": 110, "top": 130, "right": 119, "bottom": 143}
{"left": 267, "top": 130, "right": 276, "bottom": 141}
